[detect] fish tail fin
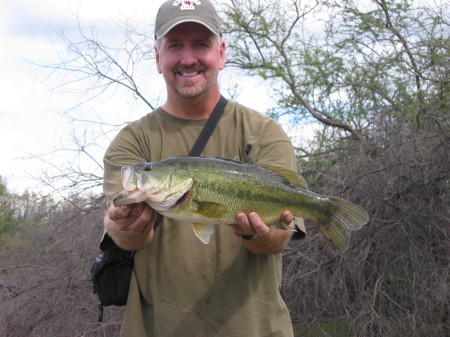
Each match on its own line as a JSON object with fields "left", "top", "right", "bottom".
{"left": 316, "top": 197, "right": 369, "bottom": 252}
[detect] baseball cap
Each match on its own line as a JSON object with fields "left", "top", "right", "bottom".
{"left": 155, "top": 0, "right": 222, "bottom": 39}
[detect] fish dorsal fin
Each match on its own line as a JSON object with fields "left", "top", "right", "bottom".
{"left": 213, "top": 157, "right": 308, "bottom": 189}
{"left": 261, "top": 166, "right": 308, "bottom": 190}
{"left": 214, "top": 156, "right": 241, "bottom": 164}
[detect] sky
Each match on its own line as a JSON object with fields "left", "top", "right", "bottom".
{"left": 0, "top": 0, "right": 161, "bottom": 193}
{"left": 0, "top": 0, "right": 283, "bottom": 195}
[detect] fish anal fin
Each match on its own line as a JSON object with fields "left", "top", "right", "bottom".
{"left": 192, "top": 223, "right": 216, "bottom": 244}
{"left": 291, "top": 217, "right": 307, "bottom": 240}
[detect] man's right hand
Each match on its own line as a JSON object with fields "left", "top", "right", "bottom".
{"left": 105, "top": 202, "right": 157, "bottom": 250}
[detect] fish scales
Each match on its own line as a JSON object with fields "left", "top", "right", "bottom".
{"left": 113, "top": 157, "right": 369, "bottom": 251}
{"left": 184, "top": 158, "right": 333, "bottom": 222}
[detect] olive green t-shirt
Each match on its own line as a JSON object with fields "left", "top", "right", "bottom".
{"left": 103, "top": 100, "right": 297, "bottom": 337}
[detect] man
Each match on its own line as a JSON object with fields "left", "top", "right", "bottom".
{"left": 102, "top": 1, "right": 301, "bottom": 336}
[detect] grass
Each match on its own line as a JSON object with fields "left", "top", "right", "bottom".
{"left": 294, "top": 318, "right": 349, "bottom": 337}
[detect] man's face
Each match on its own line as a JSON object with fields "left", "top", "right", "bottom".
{"left": 155, "top": 22, "right": 225, "bottom": 100}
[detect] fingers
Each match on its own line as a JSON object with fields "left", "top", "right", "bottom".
{"left": 231, "top": 210, "right": 295, "bottom": 238}
{"left": 108, "top": 204, "right": 133, "bottom": 220}
{"left": 281, "top": 210, "right": 294, "bottom": 227}
{"left": 107, "top": 202, "right": 156, "bottom": 234}
{"left": 234, "top": 212, "right": 271, "bottom": 238}
{"left": 138, "top": 206, "right": 157, "bottom": 234}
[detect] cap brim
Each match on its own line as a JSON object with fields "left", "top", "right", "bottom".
{"left": 155, "top": 17, "right": 220, "bottom": 39}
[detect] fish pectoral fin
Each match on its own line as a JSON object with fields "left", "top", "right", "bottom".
{"left": 194, "top": 200, "right": 228, "bottom": 218}
{"left": 192, "top": 223, "right": 216, "bottom": 244}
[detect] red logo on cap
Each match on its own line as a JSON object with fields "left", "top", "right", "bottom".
{"left": 173, "top": 0, "right": 201, "bottom": 10}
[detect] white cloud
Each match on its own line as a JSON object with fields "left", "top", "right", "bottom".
{"left": 0, "top": 0, "right": 163, "bottom": 192}
{"left": 0, "top": 0, "right": 279, "bottom": 194}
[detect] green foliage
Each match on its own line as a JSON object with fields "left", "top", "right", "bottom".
{"left": 295, "top": 319, "right": 348, "bottom": 337}
{"left": 0, "top": 177, "right": 15, "bottom": 235}
{"left": 222, "top": 0, "right": 449, "bottom": 139}
{"left": 0, "top": 177, "right": 55, "bottom": 240}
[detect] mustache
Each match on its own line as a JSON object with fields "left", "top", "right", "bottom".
{"left": 174, "top": 65, "right": 205, "bottom": 73}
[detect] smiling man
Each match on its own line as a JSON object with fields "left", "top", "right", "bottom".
{"left": 155, "top": 21, "right": 225, "bottom": 117}
{"left": 102, "top": 1, "right": 300, "bottom": 336}
{"left": 156, "top": 21, "right": 225, "bottom": 100}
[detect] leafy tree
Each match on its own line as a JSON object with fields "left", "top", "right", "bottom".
{"left": 0, "top": 177, "right": 15, "bottom": 235}
{"left": 221, "top": 0, "right": 448, "bottom": 141}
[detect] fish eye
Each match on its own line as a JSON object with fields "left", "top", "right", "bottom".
{"left": 144, "top": 164, "right": 152, "bottom": 171}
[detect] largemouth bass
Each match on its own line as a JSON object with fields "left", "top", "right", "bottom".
{"left": 113, "top": 157, "right": 368, "bottom": 251}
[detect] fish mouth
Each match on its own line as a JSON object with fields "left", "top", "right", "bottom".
{"left": 175, "top": 190, "right": 190, "bottom": 207}
{"left": 112, "top": 188, "right": 148, "bottom": 206}
{"left": 147, "top": 187, "right": 191, "bottom": 212}
{"left": 112, "top": 188, "right": 190, "bottom": 209}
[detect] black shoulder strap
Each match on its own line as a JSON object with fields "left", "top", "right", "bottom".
{"left": 154, "top": 95, "right": 228, "bottom": 230}
{"left": 189, "top": 95, "right": 227, "bottom": 156}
